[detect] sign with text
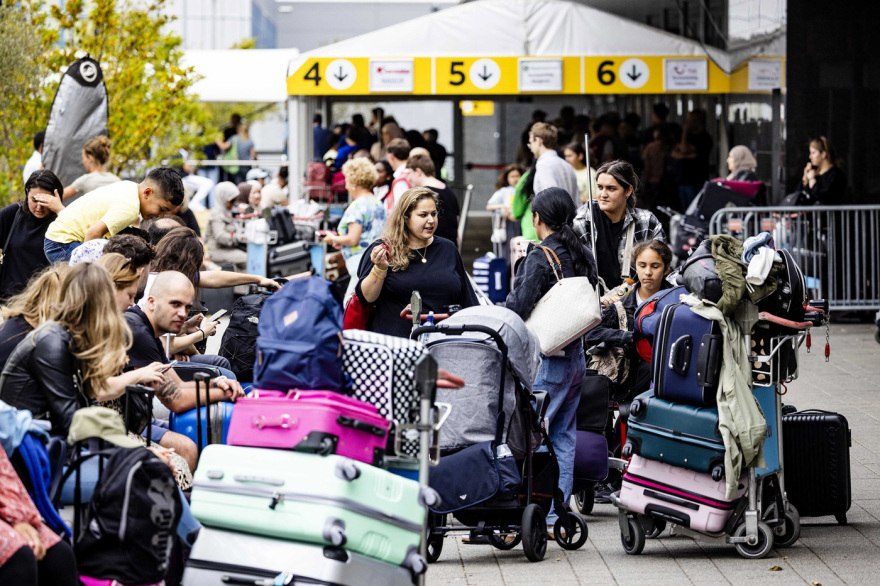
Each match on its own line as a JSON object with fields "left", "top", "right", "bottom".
{"left": 664, "top": 59, "right": 709, "bottom": 91}
{"left": 369, "top": 59, "right": 415, "bottom": 92}
{"left": 748, "top": 58, "right": 784, "bottom": 91}
{"left": 518, "top": 58, "right": 563, "bottom": 92}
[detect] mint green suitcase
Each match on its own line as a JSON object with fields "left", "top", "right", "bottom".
{"left": 190, "top": 445, "right": 437, "bottom": 567}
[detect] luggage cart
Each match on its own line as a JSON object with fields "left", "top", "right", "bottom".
{"left": 611, "top": 299, "right": 826, "bottom": 559}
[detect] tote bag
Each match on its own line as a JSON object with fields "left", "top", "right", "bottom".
{"left": 525, "top": 246, "right": 601, "bottom": 355}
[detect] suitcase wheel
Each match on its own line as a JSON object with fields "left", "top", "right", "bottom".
{"left": 621, "top": 442, "right": 633, "bottom": 459}
{"left": 711, "top": 465, "right": 724, "bottom": 482}
{"left": 334, "top": 459, "right": 361, "bottom": 482}
{"left": 323, "top": 518, "right": 347, "bottom": 547}
{"left": 419, "top": 486, "right": 441, "bottom": 508}
{"left": 403, "top": 546, "right": 428, "bottom": 576}
{"left": 835, "top": 513, "right": 848, "bottom": 526}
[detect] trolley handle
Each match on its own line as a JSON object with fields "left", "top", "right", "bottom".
{"left": 757, "top": 312, "right": 813, "bottom": 330}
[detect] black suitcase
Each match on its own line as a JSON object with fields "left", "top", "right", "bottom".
{"left": 269, "top": 207, "right": 296, "bottom": 245}
{"left": 267, "top": 241, "right": 311, "bottom": 278}
{"left": 693, "top": 182, "right": 754, "bottom": 223}
{"left": 782, "top": 409, "right": 852, "bottom": 524}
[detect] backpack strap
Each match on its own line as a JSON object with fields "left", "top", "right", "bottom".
{"left": 620, "top": 217, "right": 636, "bottom": 281}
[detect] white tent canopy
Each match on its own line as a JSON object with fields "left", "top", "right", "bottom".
{"left": 184, "top": 49, "right": 299, "bottom": 103}
{"left": 288, "top": 0, "right": 729, "bottom": 71}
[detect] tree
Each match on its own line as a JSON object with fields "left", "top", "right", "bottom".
{"left": 0, "top": 0, "right": 207, "bottom": 204}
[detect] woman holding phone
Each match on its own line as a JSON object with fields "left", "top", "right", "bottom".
{"left": 356, "top": 187, "right": 477, "bottom": 338}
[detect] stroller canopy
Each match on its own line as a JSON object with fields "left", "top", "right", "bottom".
{"left": 429, "top": 305, "right": 540, "bottom": 390}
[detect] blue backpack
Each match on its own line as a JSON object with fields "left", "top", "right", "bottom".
{"left": 254, "top": 277, "right": 344, "bottom": 391}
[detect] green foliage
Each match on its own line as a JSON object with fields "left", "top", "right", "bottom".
{"left": 0, "top": 0, "right": 207, "bottom": 204}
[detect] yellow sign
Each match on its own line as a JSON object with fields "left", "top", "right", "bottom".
{"left": 287, "top": 57, "right": 431, "bottom": 95}
{"left": 460, "top": 100, "right": 495, "bottom": 116}
{"left": 583, "top": 56, "right": 729, "bottom": 94}
{"left": 288, "top": 55, "right": 742, "bottom": 96}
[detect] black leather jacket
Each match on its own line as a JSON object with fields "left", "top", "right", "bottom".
{"left": 0, "top": 322, "right": 86, "bottom": 438}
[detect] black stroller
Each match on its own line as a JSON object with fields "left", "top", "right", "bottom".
{"left": 413, "top": 306, "right": 588, "bottom": 563}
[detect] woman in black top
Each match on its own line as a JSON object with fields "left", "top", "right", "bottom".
{"left": 801, "top": 136, "right": 846, "bottom": 205}
{"left": 0, "top": 170, "right": 64, "bottom": 302}
{"left": 356, "top": 187, "right": 477, "bottom": 338}
{"left": 0, "top": 265, "right": 69, "bottom": 371}
{"left": 505, "top": 187, "right": 598, "bottom": 530}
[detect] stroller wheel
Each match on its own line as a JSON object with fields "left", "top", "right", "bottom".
{"left": 487, "top": 532, "right": 522, "bottom": 550}
{"left": 554, "top": 512, "right": 588, "bottom": 550}
{"left": 521, "top": 504, "right": 548, "bottom": 562}
{"left": 426, "top": 514, "right": 445, "bottom": 563}
{"left": 574, "top": 487, "right": 595, "bottom": 515}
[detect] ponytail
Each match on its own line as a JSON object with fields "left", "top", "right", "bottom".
{"left": 559, "top": 224, "right": 599, "bottom": 286}
{"left": 531, "top": 187, "right": 599, "bottom": 286}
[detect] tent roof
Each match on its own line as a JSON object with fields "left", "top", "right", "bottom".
{"left": 289, "top": 0, "right": 728, "bottom": 70}
{"left": 184, "top": 49, "right": 299, "bottom": 102}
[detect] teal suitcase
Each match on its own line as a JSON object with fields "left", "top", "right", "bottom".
{"left": 622, "top": 390, "right": 726, "bottom": 480}
{"left": 190, "top": 445, "right": 437, "bottom": 567}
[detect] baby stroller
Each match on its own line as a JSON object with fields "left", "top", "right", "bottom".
{"left": 413, "top": 306, "right": 588, "bottom": 563}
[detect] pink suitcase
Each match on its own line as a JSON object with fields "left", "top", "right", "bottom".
{"left": 618, "top": 455, "right": 748, "bottom": 534}
{"left": 227, "top": 389, "right": 389, "bottom": 465}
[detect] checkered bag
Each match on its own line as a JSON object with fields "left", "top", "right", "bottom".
{"left": 342, "top": 330, "right": 428, "bottom": 457}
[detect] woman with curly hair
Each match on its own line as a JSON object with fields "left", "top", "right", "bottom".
{"left": 355, "top": 187, "right": 477, "bottom": 338}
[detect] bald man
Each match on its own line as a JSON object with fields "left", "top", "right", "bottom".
{"left": 125, "top": 271, "right": 244, "bottom": 467}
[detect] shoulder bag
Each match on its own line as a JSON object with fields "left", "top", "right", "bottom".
{"left": 524, "top": 246, "right": 601, "bottom": 356}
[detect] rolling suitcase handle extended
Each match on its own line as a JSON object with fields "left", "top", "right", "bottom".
{"left": 194, "top": 372, "right": 212, "bottom": 458}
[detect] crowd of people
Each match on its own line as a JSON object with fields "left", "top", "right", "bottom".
{"left": 0, "top": 95, "right": 851, "bottom": 583}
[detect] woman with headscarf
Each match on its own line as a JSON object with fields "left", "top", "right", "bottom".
{"left": 726, "top": 145, "right": 759, "bottom": 182}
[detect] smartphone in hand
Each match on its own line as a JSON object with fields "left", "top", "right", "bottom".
{"left": 158, "top": 360, "right": 179, "bottom": 374}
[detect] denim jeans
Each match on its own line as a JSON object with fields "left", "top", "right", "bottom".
{"left": 43, "top": 239, "right": 82, "bottom": 263}
{"left": 534, "top": 346, "right": 586, "bottom": 525}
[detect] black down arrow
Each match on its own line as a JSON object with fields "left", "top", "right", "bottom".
{"left": 334, "top": 67, "right": 348, "bottom": 82}
{"left": 626, "top": 65, "right": 642, "bottom": 81}
{"left": 477, "top": 66, "right": 493, "bottom": 81}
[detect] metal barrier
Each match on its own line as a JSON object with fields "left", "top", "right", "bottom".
{"left": 709, "top": 205, "right": 880, "bottom": 311}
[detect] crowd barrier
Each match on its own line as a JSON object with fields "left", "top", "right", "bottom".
{"left": 709, "top": 205, "right": 880, "bottom": 311}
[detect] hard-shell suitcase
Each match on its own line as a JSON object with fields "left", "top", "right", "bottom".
{"left": 652, "top": 303, "right": 722, "bottom": 406}
{"left": 227, "top": 389, "right": 389, "bottom": 465}
{"left": 619, "top": 455, "right": 747, "bottom": 533}
{"left": 267, "top": 240, "right": 312, "bottom": 278}
{"left": 782, "top": 409, "right": 851, "bottom": 524}
{"left": 341, "top": 330, "right": 429, "bottom": 457}
{"left": 168, "top": 403, "right": 234, "bottom": 447}
{"left": 190, "top": 445, "right": 436, "bottom": 566}
{"left": 183, "top": 527, "right": 418, "bottom": 586}
{"left": 623, "top": 390, "right": 726, "bottom": 480}
{"left": 472, "top": 253, "right": 508, "bottom": 304}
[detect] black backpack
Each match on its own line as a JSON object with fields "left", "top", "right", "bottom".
{"left": 75, "top": 447, "right": 182, "bottom": 584}
{"left": 758, "top": 248, "right": 806, "bottom": 327}
{"left": 219, "top": 291, "right": 272, "bottom": 381}
{"left": 269, "top": 206, "right": 297, "bottom": 245}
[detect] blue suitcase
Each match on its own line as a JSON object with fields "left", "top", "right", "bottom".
{"left": 169, "top": 403, "right": 234, "bottom": 447}
{"left": 652, "top": 302, "right": 722, "bottom": 406}
{"left": 623, "top": 390, "right": 726, "bottom": 480}
{"left": 472, "top": 253, "right": 508, "bottom": 304}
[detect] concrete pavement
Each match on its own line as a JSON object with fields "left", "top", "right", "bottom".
{"left": 427, "top": 323, "right": 880, "bottom": 585}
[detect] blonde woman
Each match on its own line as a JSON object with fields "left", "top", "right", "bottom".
{"left": 97, "top": 252, "right": 141, "bottom": 313}
{"left": 62, "top": 135, "right": 121, "bottom": 201}
{"left": 0, "top": 265, "right": 70, "bottom": 369}
{"left": 323, "top": 157, "right": 386, "bottom": 294}
{"left": 0, "top": 263, "right": 165, "bottom": 438}
{"left": 356, "top": 187, "right": 477, "bottom": 338}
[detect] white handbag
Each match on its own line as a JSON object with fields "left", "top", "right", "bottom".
{"left": 525, "top": 246, "right": 602, "bottom": 356}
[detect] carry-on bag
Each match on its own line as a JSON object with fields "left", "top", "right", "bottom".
{"left": 227, "top": 389, "right": 389, "bottom": 465}
{"left": 652, "top": 303, "right": 722, "bottom": 406}
{"left": 254, "top": 277, "right": 344, "bottom": 392}
{"left": 619, "top": 454, "right": 747, "bottom": 534}
{"left": 632, "top": 286, "right": 687, "bottom": 362}
{"left": 573, "top": 430, "right": 609, "bottom": 487}
{"left": 190, "top": 445, "right": 437, "bottom": 566}
{"left": 341, "top": 330, "right": 429, "bottom": 457}
{"left": 183, "top": 527, "right": 418, "bottom": 586}
{"left": 219, "top": 290, "right": 273, "bottom": 382}
{"left": 576, "top": 369, "right": 610, "bottom": 433}
{"left": 623, "top": 390, "right": 726, "bottom": 480}
{"left": 782, "top": 409, "right": 851, "bottom": 524}
{"left": 168, "top": 373, "right": 232, "bottom": 452}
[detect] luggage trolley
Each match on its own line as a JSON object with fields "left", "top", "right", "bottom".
{"left": 611, "top": 298, "right": 828, "bottom": 559}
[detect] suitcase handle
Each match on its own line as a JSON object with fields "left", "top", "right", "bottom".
{"left": 668, "top": 335, "right": 692, "bottom": 376}
{"left": 253, "top": 414, "right": 295, "bottom": 429}
{"left": 337, "top": 415, "right": 386, "bottom": 437}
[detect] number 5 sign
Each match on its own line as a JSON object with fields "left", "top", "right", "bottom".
{"left": 434, "top": 57, "right": 516, "bottom": 94}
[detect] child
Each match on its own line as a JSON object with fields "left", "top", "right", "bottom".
{"left": 43, "top": 167, "right": 184, "bottom": 263}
